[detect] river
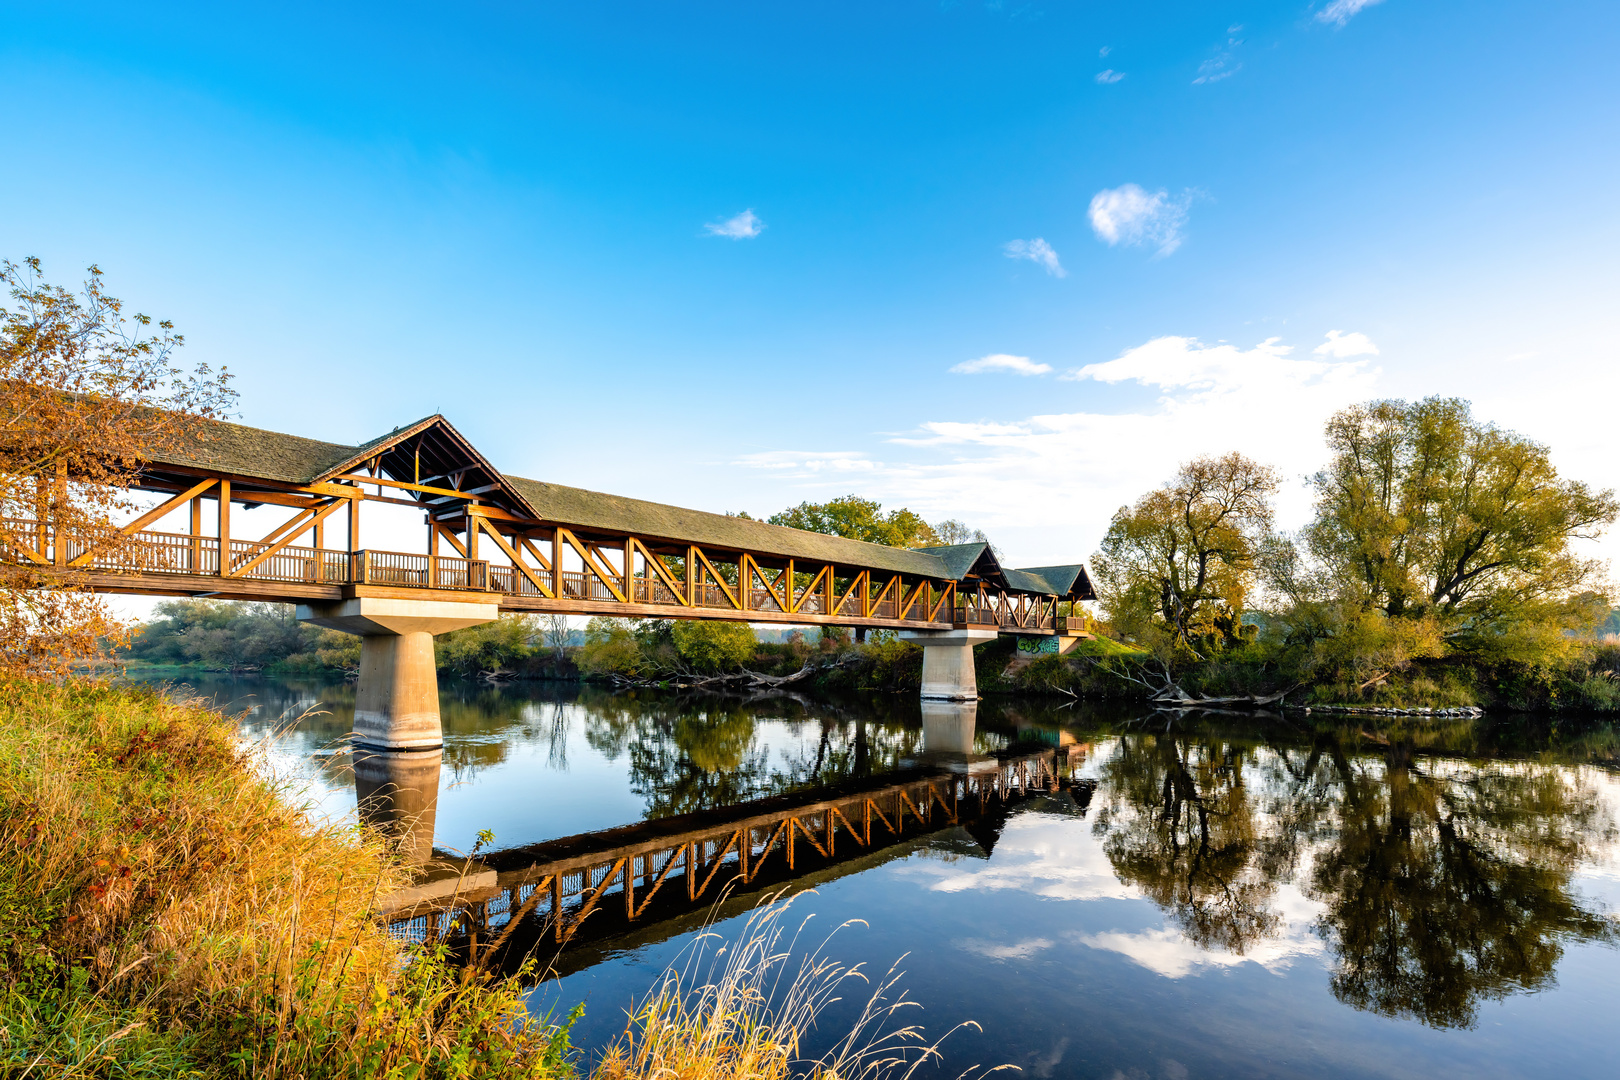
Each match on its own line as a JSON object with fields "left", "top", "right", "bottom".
{"left": 138, "top": 671, "right": 1620, "bottom": 1080}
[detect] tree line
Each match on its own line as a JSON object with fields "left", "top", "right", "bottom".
{"left": 1089, "top": 396, "right": 1619, "bottom": 707}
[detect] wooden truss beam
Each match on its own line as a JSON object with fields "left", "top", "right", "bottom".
{"left": 630, "top": 537, "right": 690, "bottom": 607}
{"left": 226, "top": 498, "right": 347, "bottom": 579}
{"left": 473, "top": 517, "right": 553, "bottom": 598}
{"left": 556, "top": 528, "right": 627, "bottom": 603}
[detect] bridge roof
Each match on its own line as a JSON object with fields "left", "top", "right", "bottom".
{"left": 1012, "top": 564, "right": 1097, "bottom": 601}
{"left": 142, "top": 415, "right": 1077, "bottom": 588}
{"left": 143, "top": 417, "right": 362, "bottom": 485}
{"left": 505, "top": 476, "right": 949, "bottom": 576}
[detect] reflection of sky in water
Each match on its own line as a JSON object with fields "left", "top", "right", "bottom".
{"left": 541, "top": 736, "right": 1620, "bottom": 1080}
{"left": 147, "top": 674, "right": 1620, "bottom": 1079}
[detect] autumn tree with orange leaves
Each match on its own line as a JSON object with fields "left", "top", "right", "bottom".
{"left": 1, "top": 258, "right": 235, "bottom": 675}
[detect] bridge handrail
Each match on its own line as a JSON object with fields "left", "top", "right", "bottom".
{"left": 5, "top": 517, "right": 1028, "bottom": 630}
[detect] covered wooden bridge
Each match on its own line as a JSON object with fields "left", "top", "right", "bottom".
{"left": 7, "top": 413, "right": 1095, "bottom": 747}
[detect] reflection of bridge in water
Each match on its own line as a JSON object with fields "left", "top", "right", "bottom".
{"left": 356, "top": 702, "right": 1093, "bottom": 965}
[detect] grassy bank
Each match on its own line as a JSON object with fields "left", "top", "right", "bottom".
{"left": 0, "top": 680, "right": 969, "bottom": 1079}
{"left": 0, "top": 678, "right": 577, "bottom": 1078}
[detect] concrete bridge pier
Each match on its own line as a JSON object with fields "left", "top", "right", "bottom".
{"left": 898, "top": 628, "right": 999, "bottom": 701}
{"left": 296, "top": 596, "right": 499, "bottom": 750}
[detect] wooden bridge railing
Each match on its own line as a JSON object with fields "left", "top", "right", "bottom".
{"left": 4, "top": 518, "right": 1064, "bottom": 631}
{"left": 384, "top": 749, "right": 1073, "bottom": 947}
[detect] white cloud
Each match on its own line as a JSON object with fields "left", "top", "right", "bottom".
{"left": 1099, "top": 45, "right": 1111, "bottom": 58}
{"left": 1193, "top": 56, "right": 1240, "bottom": 84}
{"left": 730, "top": 450, "right": 874, "bottom": 473}
{"left": 703, "top": 209, "right": 764, "bottom": 239}
{"left": 1313, "top": 329, "right": 1380, "bottom": 358}
{"left": 1087, "top": 184, "right": 1192, "bottom": 255}
{"left": 1003, "top": 238, "right": 1066, "bottom": 277}
{"left": 956, "top": 936, "right": 1054, "bottom": 961}
{"left": 1318, "top": 0, "right": 1385, "bottom": 27}
{"left": 950, "top": 353, "right": 1053, "bottom": 376}
{"left": 1095, "top": 69, "right": 1125, "bottom": 84}
{"left": 896, "top": 813, "right": 1138, "bottom": 902}
{"left": 724, "top": 333, "right": 1380, "bottom": 568}
{"left": 1075, "top": 900, "right": 1325, "bottom": 978}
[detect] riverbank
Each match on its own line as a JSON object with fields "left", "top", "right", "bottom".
{"left": 0, "top": 677, "right": 581, "bottom": 1077}
{"left": 0, "top": 679, "right": 925, "bottom": 1079}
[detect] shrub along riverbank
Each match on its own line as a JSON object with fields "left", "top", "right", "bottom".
{"left": 0, "top": 679, "right": 939, "bottom": 1079}
{"left": 118, "top": 597, "right": 1620, "bottom": 713}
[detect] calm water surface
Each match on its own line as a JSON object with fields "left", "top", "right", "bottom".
{"left": 143, "top": 673, "right": 1620, "bottom": 1080}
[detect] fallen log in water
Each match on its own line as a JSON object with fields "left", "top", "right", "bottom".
{"left": 1150, "top": 686, "right": 1295, "bottom": 710}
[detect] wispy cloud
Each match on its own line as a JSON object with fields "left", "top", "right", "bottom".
{"left": 956, "top": 936, "right": 1054, "bottom": 961}
{"left": 1094, "top": 69, "right": 1125, "bottom": 84}
{"left": 1003, "top": 237, "right": 1066, "bottom": 276}
{"left": 1088, "top": 184, "right": 1192, "bottom": 255}
{"left": 1318, "top": 0, "right": 1385, "bottom": 27}
{"left": 726, "top": 333, "right": 1380, "bottom": 567}
{"left": 729, "top": 450, "right": 873, "bottom": 473}
{"left": 703, "top": 209, "right": 764, "bottom": 239}
{"left": 1098, "top": 45, "right": 1111, "bottom": 58}
{"left": 951, "top": 353, "right": 1052, "bottom": 376}
{"left": 1193, "top": 56, "right": 1240, "bottom": 84}
{"left": 1313, "top": 329, "right": 1380, "bottom": 358}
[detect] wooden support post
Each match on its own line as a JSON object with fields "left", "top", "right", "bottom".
{"left": 551, "top": 528, "right": 562, "bottom": 598}
{"left": 739, "top": 555, "right": 751, "bottom": 612}
{"left": 348, "top": 493, "right": 359, "bottom": 552}
{"left": 190, "top": 497, "right": 203, "bottom": 572}
{"left": 686, "top": 546, "right": 698, "bottom": 606}
{"left": 824, "top": 565, "right": 834, "bottom": 617}
{"left": 785, "top": 559, "right": 795, "bottom": 612}
{"left": 52, "top": 464, "right": 67, "bottom": 568}
{"left": 464, "top": 515, "right": 478, "bottom": 560}
{"left": 623, "top": 538, "right": 634, "bottom": 603}
{"left": 218, "top": 481, "right": 231, "bottom": 575}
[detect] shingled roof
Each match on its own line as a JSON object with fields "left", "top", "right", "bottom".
{"left": 144, "top": 417, "right": 358, "bottom": 485}
{"left": 506, "top": 476, "right": 948, "bottom": 576}
{"left": 139, "top": 415, "right": 1089, "bottom": 594}
{"left": 1013, "top": 564, "right": 1097, "bottom": 600}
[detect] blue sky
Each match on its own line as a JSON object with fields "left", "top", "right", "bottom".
{"left": 4, "top": 0, "right": 1618, "bottom": 571}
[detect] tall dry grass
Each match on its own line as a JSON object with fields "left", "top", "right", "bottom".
{"left": 0, "top": 678, "right": 573, "bottom": 1078}
{"left": 0, "top": 679, "right": 998, "bottom": 1080}
{"left": 594, "top": 891, "right": 1000, "bottom": 1080}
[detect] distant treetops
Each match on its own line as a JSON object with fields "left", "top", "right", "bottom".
{"left": 734, "top": 494, "right": 995, "bottom": 554}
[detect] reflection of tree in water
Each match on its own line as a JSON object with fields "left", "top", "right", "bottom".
{"left": 1095, "top": 737, "right": 1280, "bottom": 953}
{"left": 1094, "top": 731, "right": 1618, "bottom": 1029}
{"left": 581, "top": 694, "right": 925, "bottom": 819}
{"left": 1307, "top": 741, "right": 1616, "bottom": 1028}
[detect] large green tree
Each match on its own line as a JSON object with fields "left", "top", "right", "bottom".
{"left": 1091, "top": 453, "right": 1279, "bottom": 650}
{"left": 1298, "top": 397, "right": 1616, "bottom": 656}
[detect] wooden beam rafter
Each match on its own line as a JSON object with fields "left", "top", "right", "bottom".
{"left": 690, "top": 547, "right": 739, "bottom": 609}
{"left": 225, "top": 498, "right": 347, "bottom": 579}
{"left": 629, "top": 537, "right": 690, "bottom": 607}
{"left": 790, "top": 565, "right": 830, "bottom": 614}
{"left": 556, "top": 528, "right": 627, "bottom": 603}
{"left": 472, "top": 517, "right": 553, "bottom": 598}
